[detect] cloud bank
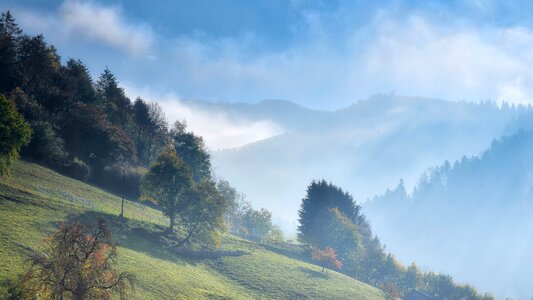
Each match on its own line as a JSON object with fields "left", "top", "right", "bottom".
{"left": 15, "top": 0, "right": 153, "bottom": 56}
{"left": 122, "top": 85, "right": 284, "bottom": 150}
{"left": 59, "top": 1, "right": 153, "bottom": 56}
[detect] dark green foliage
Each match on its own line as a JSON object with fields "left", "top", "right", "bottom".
{"left": 0, "top": 94, "right": 31, "bottom": 176}
{"left": 0, "top": 11, "right": 22, "bottom": 94}
{"left": 17, "top": 35, "right": 62, "bottom": 112}
{"left": 179, "top": 179, "right": 227, "bottom": 248}
{"left": 8, "top": 87, "right": 46, "bottom": 122}
{"left": 0, "top": 11, "right": 153, "bottom": 188}
{"left": 315, "top": 208, "right": 361, "bottom": 267}
{"left": 22, "top": 120, "right": 67, "bottom": 165}
{"left": 298, "top": 179, "right": 362, "bottom": 245}
{"left": 96, "top": 67, "right": 131, "bottom": 128}
{"left": 141, "top": 147, "right": 227, "bottom": 247}
{"left": 170, "top": 121, "right": 212, "bottom": 182}
{"left": 61, "top": 59, "right": 99, "bottom": 106}
{"left": 60, "top": 102, "right": 137, "bottom": 172}
{"left": 141, "top": 147, "right": 193, "bottom": 232}
{"left": 297, "top": 180, "right": 493, "bottom": 299}
{"left": 133, "top": 97, "right": 151, "bottom": 163}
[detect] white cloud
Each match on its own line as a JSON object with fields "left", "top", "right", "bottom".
{"left": 14, "top": 1, "right": 154, "bottom": 57}
{"left": 12, "top": 2, "right": 533, "bottom": 107}
{"left": 122, "top": 84, "right": 284, "bottom": 150}
{"left": 162, "top": 10, "right": 533, "bottom": 107}
{"left": 59, "top": 0, "right": 153, "bottom": 56}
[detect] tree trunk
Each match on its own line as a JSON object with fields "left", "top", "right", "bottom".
{"left": 176, "top": 223, "right": 198, "bottom": 248}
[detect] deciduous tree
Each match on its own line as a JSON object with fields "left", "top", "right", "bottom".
{"left": 23, "top": 219, "right": 133, "bottom": 300}
{"left": 141, "top": 147, "right": 193, "bottom": 232}
{"left": 0, "top": 94, "right": 31, "bottom": 176}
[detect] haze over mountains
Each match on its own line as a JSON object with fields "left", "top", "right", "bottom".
{"left": 192, "top": 94, "right": 533, "bottom": 298}
{"left": 365, "top": 129, "right": 533, "bottom": 299}
{"left": 204, "top": 95, "right": 529, "bottom": 230}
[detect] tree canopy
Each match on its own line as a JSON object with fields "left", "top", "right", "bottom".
{"left": 141, "top": 146, "right": 193, "bottom": 232}
{"left": 0, "top": 94, "right": 31, "bottom": 176}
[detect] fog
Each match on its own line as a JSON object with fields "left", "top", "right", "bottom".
{"left": 136, "top": 93, "right": 533, "bottom": 298}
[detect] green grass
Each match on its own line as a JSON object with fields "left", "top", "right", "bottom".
{"left": 0, "top": 161, "right": 386, "bottom": 299}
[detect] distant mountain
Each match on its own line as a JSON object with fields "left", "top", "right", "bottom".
{"left": 181, "top": 98, "right": 330, "bottom": 131}
{"left": 364, "top": 130, "right": 533, "bottom": 299}
{"left": 211, "top": 95, "right": 530, "bottom": 231}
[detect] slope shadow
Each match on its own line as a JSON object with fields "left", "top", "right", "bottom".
{"left": 298, "top": 267, "right": 330, "bottom": 279}
{"left": 64, "top": 211, "right": 194, "bottom": 266}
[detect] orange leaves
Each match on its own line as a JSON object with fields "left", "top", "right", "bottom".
{"left": 24, "top": 219, "right": 132, "bottom": 299}
{"left": 311, "top": 246, "right": 343, "bottom": 271}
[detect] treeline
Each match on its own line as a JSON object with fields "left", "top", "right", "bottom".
{"left": 0, "top": 11, "right": 168, "bottom": 197}
{"left": 297, "top": 180, "right": 493, "bottom": 299}
{"left": 366, "top": 129, "right": 533, "bottom": 299}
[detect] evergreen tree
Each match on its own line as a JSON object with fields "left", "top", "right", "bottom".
{"left": 297, "top": 180, "right": 362, "bottom": 245}
{"left": 0, "top": 11, "right": 22, "bottom": 93}
{"left": 132, "top": 97, "right": 151, "bottom": 163}
{"left": 96, "top": 67, "right": 131, "bottom": 128}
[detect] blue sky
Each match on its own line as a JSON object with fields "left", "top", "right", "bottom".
{"left": 4, "top": 0, "right": 533, "bottom": 110}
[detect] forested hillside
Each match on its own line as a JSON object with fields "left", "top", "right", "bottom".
{"left": 365, "top": 129, "right": 533, "bottom": 299}
{"left": 213, "top": 95, "right": 531, "bottom": 230}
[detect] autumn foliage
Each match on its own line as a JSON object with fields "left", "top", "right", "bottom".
{"left": 23, "top": 219, "right": 132, "bottom": 300}
{"left": 311, "top": 246, "right": 342, "bottom": 272}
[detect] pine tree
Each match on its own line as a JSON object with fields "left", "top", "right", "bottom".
{"left": 297, "top": 180, "right": 361, "bottom": 245}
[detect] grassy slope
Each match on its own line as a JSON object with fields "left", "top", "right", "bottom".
{"left": 0, "top": 161, "right": 386, "bottom": 299}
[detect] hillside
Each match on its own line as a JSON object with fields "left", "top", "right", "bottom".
{"left": 0, "top": 161, "right": 386, "bottom": 300}
{"left": 364, "top": 130, "right": 533, "bottom": 299}
{"left": 212, "top": 95, "right": 529, "bottom": 230}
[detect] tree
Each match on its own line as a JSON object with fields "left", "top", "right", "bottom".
{"left": 17, "top": 34, "right": 61, "bottom": 113}
{"left": 311, "top": 247, "right": 342, "bottom": 272}
{"left": 23, "top": 219, "right": 133, "bottom": 300}
{"left": 315, "top": 208, "right": 361, "bottom": 268}
{"left": 0, "top": 11, "right": 22, "bottom": 94}
{"left": 178, "top": 179, "right": 227, "bottom": 248}
{"left": 146, "top": 102, "right": 168, "bottom": 162}
{"left": 170, "top": 121, "right": 211, "bottom": 182}
{"left": 297, "top": 180, "right": 362, "bottom": 246}
{"left": 242, "top": 207, "right": 273, "bottom": 242}
{"left": 59, "top": 102, "right": 136, "bottom": 173}
{"left": 265, "top": 225, "right": 285, "bottom": 243}
{"left": 61, "top": 59, "right": 99, "bottom": 108}
{"left": 141, "top": 147, "right": 193, "bottom": 232}
{"left": 132, "top": 97, "right": 151, "bottom": 163}
{"left": 216, "top": 178, "right": 245, "bottom": 233}
{"left": 0, "top": 94, "right": 31, "bottom": 176}
{"left": 96, "top": 68, "right": 131, "bottom": 129}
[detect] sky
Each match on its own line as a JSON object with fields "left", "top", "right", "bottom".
{"left": 5, "top": 0, "right": 533, "bottom": 112}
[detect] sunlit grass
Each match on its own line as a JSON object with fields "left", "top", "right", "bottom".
{"left": 0, "top": 161, "right": 385, "bottom": 299}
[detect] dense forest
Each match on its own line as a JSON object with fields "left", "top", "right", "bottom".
{"left": 366, "top": 129, "right": 533, "bottom": 298}
{"left": 0, "top": 10, "right": 497, "bottom": 299}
